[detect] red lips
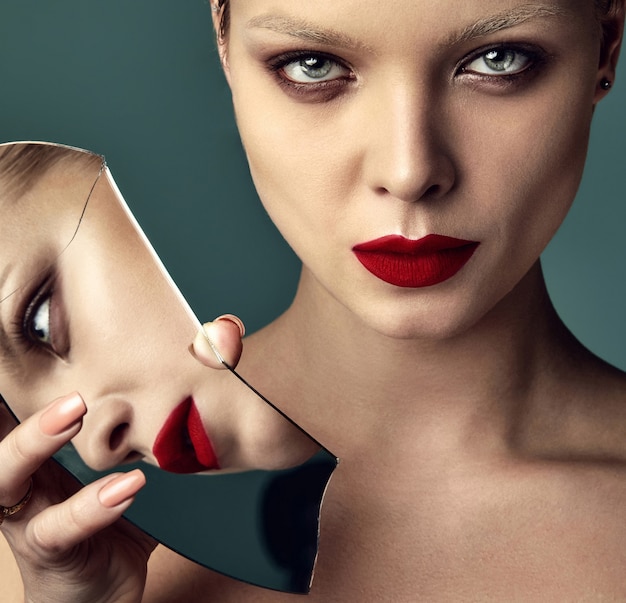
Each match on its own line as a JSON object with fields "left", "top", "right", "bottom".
{"left": 352, "top": 234, "right": 479, "bottom": 288}
{"left": 153, "top": 397, "right": 220, "bottom": 473}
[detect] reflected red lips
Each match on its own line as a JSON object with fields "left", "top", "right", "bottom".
{"left": 153, "top": 397, "right": 219, "bottom": 473}
{"left": 353, "top": 234, "right": 479, "bottom": 288}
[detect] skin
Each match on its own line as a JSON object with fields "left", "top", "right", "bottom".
{"left": 2, "top": 0, "right": 626, "bottom": 600}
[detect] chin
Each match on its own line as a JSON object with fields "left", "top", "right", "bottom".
{"left": 351, "top": 298, "right": 484, "bottom": 343}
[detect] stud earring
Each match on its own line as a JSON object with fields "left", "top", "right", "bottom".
{"left": 601, "top": 78, "right": 612, "bottom": 90}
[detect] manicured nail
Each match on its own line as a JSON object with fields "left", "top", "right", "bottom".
{"left": 197, "top": 327, "right": 225, "bottom": 364}
{"left": 98, "top": 470, "right": 146, "bottom": 508}
{"left": 39, "top": 392, "right": 86, "bottom": 436}
{"left": 214, "top": 314, "right": 246, "bottom": 338}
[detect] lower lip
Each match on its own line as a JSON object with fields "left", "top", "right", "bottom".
{"left": 153, "top": 397, "right": 219, "bottom": 474}
{"left": 352, "top": 235, "right": 479, "bottom": 288}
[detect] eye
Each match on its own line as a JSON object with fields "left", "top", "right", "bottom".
{"left": 30, "top": 295, "right": 52, "bottom": 346}
{"left": 18, "top": 275, "right": 69, "bottom": 358}
{"left": 461, "top": 47, "right": 533, "bottom": 77}
{"left": 276, "top": 53, "right": 352, "bottom": 84}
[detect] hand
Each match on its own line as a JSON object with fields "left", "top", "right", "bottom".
{"left": 0, "top": 395, "right": 155, "bottom": 603}
{"left": 0, "top": 316, "right": 245, "bottom": 603}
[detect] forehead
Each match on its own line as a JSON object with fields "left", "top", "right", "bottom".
{"left": 0, "top": 152, "right": 102, "bottom": 302}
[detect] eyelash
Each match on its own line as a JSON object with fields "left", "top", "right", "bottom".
{"left": 457, "top": 44, "right": 546, "bottom": 84}
{"left": 266, "top": 44, "right": 545, "bottom": 98}
{"left": 11, "top": 272, "right": 58, "bottom": 357}
{"left": 266, "top": 51, "right": 355, "bottom": 100}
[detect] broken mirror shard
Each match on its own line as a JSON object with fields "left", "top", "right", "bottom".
{"left": 0, "top": 141, "right": 338, "bottom": 593}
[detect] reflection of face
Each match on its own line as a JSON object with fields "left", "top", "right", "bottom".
{"left": 225, "top": 0, "right": 605, "bottom": 339}
{"left": 0, "top": 146, "right": 315, "bottom": 473}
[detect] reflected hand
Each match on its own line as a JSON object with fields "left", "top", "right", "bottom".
{"left": 0, "top": 395, "right": 156, "bottom": 603}
{"left": 192, "top": 314, "right": 245, "bottom": 369}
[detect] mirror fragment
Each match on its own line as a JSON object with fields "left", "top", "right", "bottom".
{"left": 0, "top": 141, "right": 337, "bottom": 593}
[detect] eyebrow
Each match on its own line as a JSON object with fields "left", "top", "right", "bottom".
{"left": 451, "top": 4, "right": 570, "bottom": 44}
{"left": 246, "top": 15, "right": 372, "bottom": 51}
{"left": 247, "top": 4, "right": 569, "bottom": 52}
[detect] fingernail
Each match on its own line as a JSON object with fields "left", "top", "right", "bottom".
{"left": 39, "top": 392, "right": 86, "bottom": 436}
{"left": 194, "top": 327, "right": 225, "bottom": 364}
{"left": 214, "top": 314, "right": 246, "bottom": 338}
{"left": 98, "top": 470, "right": 146, "bottom": 508}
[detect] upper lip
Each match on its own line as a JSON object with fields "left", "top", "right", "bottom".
{"left": 352, "top": 234, "right": 476, "bottom": 254}
{"left": 352, "top": 233, "right": 480, "bottom": 288}
{"left": 152, "top": 397, "right": 220, "bottom": 473}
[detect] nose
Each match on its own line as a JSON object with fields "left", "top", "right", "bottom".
{"left": 362, "top": 81, "right": 456, "bottom": 203}
{"left": 71, "top": 397, "right": 139, "bottom": 471}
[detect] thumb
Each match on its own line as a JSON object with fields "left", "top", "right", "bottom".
{"left": 191, "top": 315, "right": 245, "bottom": 369}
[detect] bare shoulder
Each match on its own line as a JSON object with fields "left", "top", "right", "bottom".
{"left": 519, "top": 345, "right": 626, "bottom": 464}
{"left": 0, "top": 532, "right": 24, "bottom": 603}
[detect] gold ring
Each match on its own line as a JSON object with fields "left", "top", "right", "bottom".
{"left": 0, "top": 480, "right": 33, "bottom": 527}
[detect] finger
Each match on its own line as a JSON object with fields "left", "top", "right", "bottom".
{"left": 0, "top": 393, "right": 85, "bottom": 507}
{"left": 25, "top": 470, "right": 146, "bottom": 560}
{"left": 192, "top": 315, "right": 245, "bottom": 369}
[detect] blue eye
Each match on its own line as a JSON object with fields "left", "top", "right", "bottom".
{"left": 280, "top": 54, "right": 351, "bottom": 84}
{"left": 462, "top": 47, "right": 532, "bottom": 76}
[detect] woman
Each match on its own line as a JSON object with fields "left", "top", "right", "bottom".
{"left": 2, "top": 0, "right": 626, "bottom": 600}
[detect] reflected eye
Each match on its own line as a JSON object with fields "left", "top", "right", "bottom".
{"left": 280, "top": 54, "right": 351, "bottom": 84}
{"left": 17, "top": 275, "right": 69, "bottom": 358}
{"left": 30, "top": 295, "right": 52, "bottom": 345}
{"left": 462, "top": 47, "right": 532, "bottom": 76}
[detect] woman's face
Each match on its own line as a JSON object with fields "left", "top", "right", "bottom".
{"left": 0, "top": 148, "right": 314, "bottom": 473}
{"left": 222, "top": 0, "right": 617, "bottom": 339}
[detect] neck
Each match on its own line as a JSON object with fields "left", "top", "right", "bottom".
{"left": 243, "top": 262, "right": 585, "bottom": 461}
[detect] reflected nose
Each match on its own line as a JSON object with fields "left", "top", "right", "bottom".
{"left": 72, "top": 397, "right": 139, "bottom": 471}
{"left": 363, "top": 83, "right": 456, "bottom": 203}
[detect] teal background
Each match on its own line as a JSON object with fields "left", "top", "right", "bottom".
{"left": 1, "top": 0, "right": 625, "bottom": 367}
{"left": 0, "top": 0, "right": 301, "bottom": 336}
{"left": 0, "top": 0, "right": 626, "bottom": 587}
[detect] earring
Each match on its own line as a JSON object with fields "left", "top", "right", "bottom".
{"left": 601, "top": 78, "right": 612, "bottom": 90}
{"left": 211, "top": 3, "right": 220, "bottom": 12}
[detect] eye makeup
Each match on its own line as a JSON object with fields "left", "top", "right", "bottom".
{"left": 456, "top": 43, "right": 549, "bottom": 88}
{"left": 262, "top": 33, "right": 551, "bottom": 102}
{"left": 11, "top": 268, "right": 69, "bottom": 359}
{"left": 265, "top": 50, "right": 356, "bottom": 101}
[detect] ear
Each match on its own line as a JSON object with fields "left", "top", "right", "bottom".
{"left": 594, "top": 3, "right": 625, "bottom": 102}
{"left": 211, "top": 3, "right": 232, "bottom": 85}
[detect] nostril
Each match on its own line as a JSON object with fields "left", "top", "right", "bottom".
{"left": 109, "top": 422, "right": 130, "bottom": 451}
{"left": 424, "top": 184, "right": 441, "bottom": 198}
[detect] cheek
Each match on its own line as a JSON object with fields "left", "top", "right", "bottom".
{"left": 463, "top": 86, "right": 593, "bottom": 252}
{"left": 231, "top": 62, "right": 360, "bottom": 224}
{"left": 0, "top": 373, "right": 39, "bottom": 420}
{"left": 236, "top": 103, "right": 354, "bottom": 254}
{"left": 517, "top": 106, "right": 590, "bottom": 248}
{"left": 62, "top": 223, "right": 197, "bottom": 385}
